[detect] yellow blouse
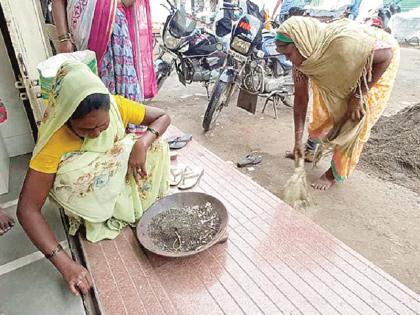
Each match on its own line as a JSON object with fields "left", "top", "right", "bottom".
{"left": 30, "top": 95, "right": 146, "bottom": 174}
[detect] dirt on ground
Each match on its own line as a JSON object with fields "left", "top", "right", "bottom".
{"left": 149, "top": 202, "right": 221, "bottom": 252}
{"left": 150, "top": 47, "right": 420, "bottom": 293}
{"left": 360, "top": 103, "right": 420, "bottom": 193}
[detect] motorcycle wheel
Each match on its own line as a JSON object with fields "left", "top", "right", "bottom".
{"left": 156, "top": 60, "right": 172, "bottom": 92}
{"left": 202, "top": 81, "right": 232, "bottom": 132}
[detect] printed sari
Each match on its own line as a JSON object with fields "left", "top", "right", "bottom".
{"left": 66, "top": 0, "right": 157, "bottom": 101}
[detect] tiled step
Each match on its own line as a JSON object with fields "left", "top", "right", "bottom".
{"left": 80, "top": 128, "right": 420, "bottom": 315}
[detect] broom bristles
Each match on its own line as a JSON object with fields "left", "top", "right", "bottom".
{"left": 281, "top": 158, "right": 312, "bottom": 208}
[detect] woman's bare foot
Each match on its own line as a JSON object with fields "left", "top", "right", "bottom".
{"left": 311, "top": 168, "right": 336, "bottom": 191}
{"left": 0, "top": 209, "right": 15, "bottom": 235}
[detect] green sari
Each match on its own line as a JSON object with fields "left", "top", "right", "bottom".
{"left": 35, "top": 61, "right": 170, "bottom": 242}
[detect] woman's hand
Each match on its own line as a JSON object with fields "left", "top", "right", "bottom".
{"left": 57, "top": 40, "right": 74, "bottom": 54}
{"left": 128, "top": 139, "right": 148, "bottom": 181}
{"left": 347, "top": 95, "right": 365, "bottom": 122}
{"left": 58, "top": 259, "right": 93, "bottom": 296}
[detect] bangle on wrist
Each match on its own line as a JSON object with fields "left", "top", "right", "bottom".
{"left": 45, "top": 243, "right": 63, "bottom": 259}
{"left": 353, "top": 91, "right": 367, "bottom": 99}
{"left": 147, "top": 127, "right": 160, "bottom": 138}
{"left": 58, "top": 33, "right": 73, "bottom": 43}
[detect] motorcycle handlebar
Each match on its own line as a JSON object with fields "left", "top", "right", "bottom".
{"left": 166, "top": 0, "right": 176, "bottom": 10}
{"left": 220, "top": 6, "right": 244, "bottom": 15}
{"left": 161, "top": 3, "right": 171, "bottom": 12}
{"left": 264, "top": 20, "right": 280, "bottom": 29}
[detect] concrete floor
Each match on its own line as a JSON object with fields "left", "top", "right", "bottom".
{"left": 0, "top": 155, "right": 85, "bottom": 315}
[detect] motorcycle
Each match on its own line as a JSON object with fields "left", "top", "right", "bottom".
{"left": 365, "top": 0, "right": 402, "bottom": 33}
{"left": 276, "top": 6, "right": 307, "bottom": 23}
{"left": 155, "top": 0, "right": 226, "bottom": 96}
{"left": 202, "top": 7, "right": 293, "bottom": 131}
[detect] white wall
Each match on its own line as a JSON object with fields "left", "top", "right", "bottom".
{"left": 0, "top": 131, "right": 9, "bottom": 194}
{"left": 0, "top": 29, "right": 34, "bottom": 157}
{"left": 151, "top": 1, "right": 173, "bottom": 23}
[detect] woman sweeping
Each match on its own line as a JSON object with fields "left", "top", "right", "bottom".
{"left": 52, "top": 0, "right": 156, "bottom": 101}
{"left": 276, "top": 17, "right": 399, "bottom": 190}
{"left": 17, "top": 61, "right": 170, "bottom": 295}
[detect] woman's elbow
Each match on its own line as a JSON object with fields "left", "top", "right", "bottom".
{"left": 16, "top": 201, "right": 27, "bottom": 224}
{"left": 159, "top": 112, "right": 171, "bottom": 130}
{"left": 16, "top": 189, "right": 40, "bottom": 224}
{"left": 16, "top": 191, "right": 31, "bottom": 223}
{"left": 164, "top": 113, "right": 171, "bottom": 127}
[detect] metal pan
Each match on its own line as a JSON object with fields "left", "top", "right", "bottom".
{"left": 136, "top": 192, "right": 229, "bottom": 257}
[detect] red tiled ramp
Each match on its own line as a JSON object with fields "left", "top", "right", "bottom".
{"left": 80, "top": 128, "right": 420, "bottom": 315}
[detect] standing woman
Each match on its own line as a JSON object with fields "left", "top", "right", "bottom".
{"left": 275, "top": 17, "right": 399, "bottom": 190}
{"left": 52, "top": 0, "right": 157, "bottom": 102}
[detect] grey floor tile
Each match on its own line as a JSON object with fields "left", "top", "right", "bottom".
{"left": 0, "top": 200, "right": 67, "bottom": 265}
{"left": 0, "top": 258, "right": 85, "bottom": 315}
{"left": 0, "top": 155, "right": 30, "bottom": 204}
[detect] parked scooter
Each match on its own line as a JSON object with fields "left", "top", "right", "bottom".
{"left": 155, "top": 0, "right": 226, "bottom": 96}
{"left": 202, "top": 7, "right": 293, "bottom": 131}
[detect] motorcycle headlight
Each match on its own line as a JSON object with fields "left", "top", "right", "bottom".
{"left": 164, "top": 31, "right": 181, "bottom": 50}
{"left": 231, "top": 37, "right": 251, "bottom": 55}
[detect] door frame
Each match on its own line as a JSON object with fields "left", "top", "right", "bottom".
{"left": 0, "top": 4, "right": 39, "bottom": 140}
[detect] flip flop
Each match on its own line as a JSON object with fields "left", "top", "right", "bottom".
{"left": 237, "top": 154, "right": 263, "bottom": 168}
{"left": 178, "top": 166, "right": 204, "bottom": 190}
{"left": 166, "top": 134, "right": 193, "bottom": 150}
{"left": 170, "top": 164, "right": 187, "bottom": 186}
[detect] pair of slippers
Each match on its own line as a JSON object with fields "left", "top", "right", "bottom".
{"left": 167, "top": 134, "right": 192, "bottom": 150}
{"left": 170, "top": 164, "right": 204, "bottom": 190}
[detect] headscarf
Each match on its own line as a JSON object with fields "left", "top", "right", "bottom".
{"left": 33, "top": 61, "right": 125, "bottom": 158}
{"left": 277, "top": 17, "right": 378, "bottom": 151}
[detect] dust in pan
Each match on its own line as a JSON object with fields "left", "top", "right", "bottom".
{"left": 148, "top": 202, "right": 221, "bottom": 252}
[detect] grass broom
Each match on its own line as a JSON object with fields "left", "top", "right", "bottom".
{"left": 280, "top": 115, "right": 349, "bottom": 208}
{"left": 280, "top": 156, "right": 312, "bottom": 209}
